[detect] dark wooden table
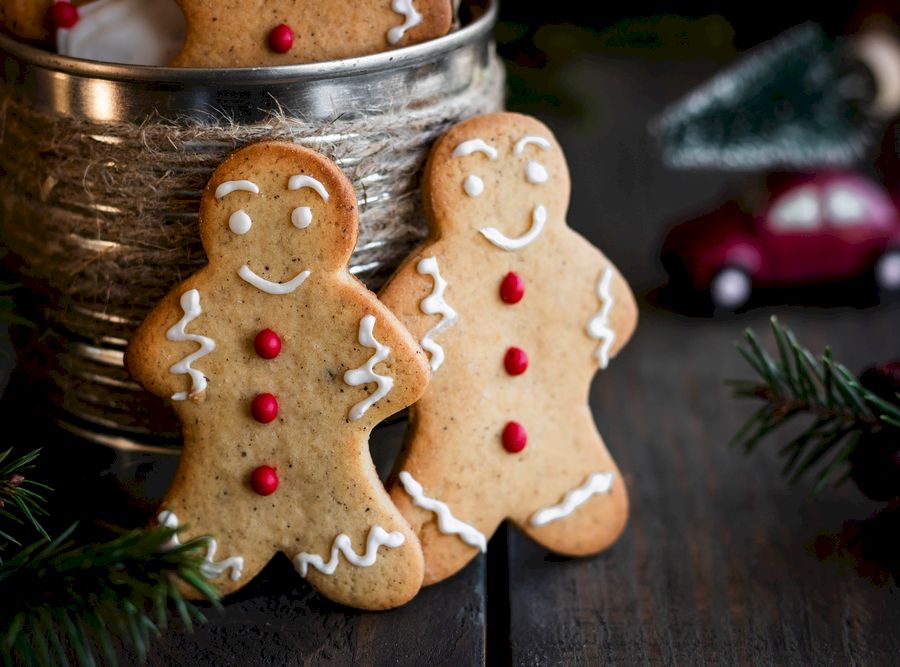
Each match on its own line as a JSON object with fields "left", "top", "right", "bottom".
{"left": 5, "top": 28, "right": 900, "bottom": 666}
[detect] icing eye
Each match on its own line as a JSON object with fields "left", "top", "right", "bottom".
{"left": 292, "top": 206, "right": 313, "bottom": 229}
{"left": 464, "top": 174, "right": 484, "bottom": 197}
{"left": 229, "top": 209, "right": 252, "bottom": 235}
{"left": 525, "top": 160, "right": 548, "bottom": 184}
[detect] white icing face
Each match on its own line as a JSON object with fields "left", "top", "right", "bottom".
{"left": 292, "top": 206, "right": 313, "bottom": 229}
{"left": 212, "top": 174, "right": 331, "bottom": 294}
{"left": 287, "top": 174, "right": 329, "bottom": 231}
{"left": 525, "top": 160, "right": 548, "bottom": 184}
{"left": 229, "top": 209, "right": 252, "bottom": 235}
{"left": 452, "top": 133, "right": 556, "bottom": 251}
{"left": 464, "top": 175, "right": 484, "bottom": 197}
{"left": 56, "top": 0, "right": 187, "bottom": 66}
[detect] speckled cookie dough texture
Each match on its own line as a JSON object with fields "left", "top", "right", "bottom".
{"left": 380, "top": 112, "right": 639, "bottom": 585}
{"left": 125, "top": 141, "right": 431, "bottom": 610}
{"left": 172, "top": 0, "right": 453, "bottom": 67}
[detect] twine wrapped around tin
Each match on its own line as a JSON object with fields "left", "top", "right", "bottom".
{"left": 0, "top": 2, "right": 503, "bottom": 453}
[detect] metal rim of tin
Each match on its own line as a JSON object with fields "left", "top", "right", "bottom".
{"left": 0, "top": 0, "right": 496, "bottom": 85}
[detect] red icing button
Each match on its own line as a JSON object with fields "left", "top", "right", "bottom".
{"left": 268, "top": 23, "right": 294, "bottom": 53}
{"left": 504, "top": 347, "right": 528, "bottom": 376}
{"left": 46, "top": 1, "right": 79, "bottom": 29}
{"left": 500, "top": 272, "right": 525, "bottom": 304}
{"left": 251, "top": 393, "right": 279, "bottom": 423}
{"left": 502, "top": 421, "right": 527, "bottom": 453}
{"left": 254, "top": 329, "right": 282, "bottom": 359}
{"left": 250, "top": 465, "right": 279, "bottom": 496}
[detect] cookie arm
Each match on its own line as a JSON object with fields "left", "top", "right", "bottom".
{"left": 337, "top": 274, "right": 430, "bottom": 428}
{"left": 574, "top": 234, "right": 638, "bottom": 367}
{"left": 378, "top": 251, "right": 441, "bottom": 344}
{"left": 125, "top": 280, "right": 214, "bottom": 401}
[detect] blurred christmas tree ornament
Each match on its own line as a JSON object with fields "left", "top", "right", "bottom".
{"left": 651, "top": 23, "right": 900, "bottom": 170}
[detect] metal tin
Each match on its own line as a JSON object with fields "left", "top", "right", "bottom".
{"left": 0, "top": 0, "right": 502, "bottom": 475}
{"left": 0, "top": 1, "right": 497, "bottom": 122}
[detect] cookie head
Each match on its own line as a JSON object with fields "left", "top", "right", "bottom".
{"left": 199, "top": 142, "right": 358, "bottom": 278}
{"left": 424, "top": 113, "right": 571, "bottom": 246}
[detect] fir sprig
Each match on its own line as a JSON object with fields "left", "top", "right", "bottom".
{"left": 1, "top": 523, "right": 221, "bottom": 667}
{"left": 0, "top": 281, "right": 33, "bottom": 328}
{"left": 729, "top": 317, "right": 900, "bottom": 492}
{"left": 0, "top": 448, "right": 50, "bottom": 548}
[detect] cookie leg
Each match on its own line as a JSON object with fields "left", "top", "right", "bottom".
{"left": 389, "top": 471, "right": 495, "bottom": 586}
{"left": 288, "top": 464, "right": 424, "bottom": 610}
{"left": 514, "top": 453, "right": 629, "bottom": 558}
{"left": 158, "top": 480, "right": 273, "bottom": 598}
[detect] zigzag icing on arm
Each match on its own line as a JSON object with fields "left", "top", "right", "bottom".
{"left": 529, "top": 472, "right": 615, "bottom": 527}
{"left": 158, "top": 511, "right": 244, "bottom": 581}
{"left": 416, "top": 257, "right": 459, "bottom": 372}
{"left": 294, "top": 525, "right": 405, "bottom": 577}
{"left": 166, "top": 289, "right": 216, "bottom": 401}
{"left": 344, "top": 315, "right": 394, "bottom": 421}
{"left": 399, "top": 472, "right": 487, "bottom": 552}
{"left": 586, "top": 267, "right": 616, "bottom": 369}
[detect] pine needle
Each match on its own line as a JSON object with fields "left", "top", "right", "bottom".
{"left": 728, "top": 316, "right": 900, "bottom": 489}
{"left": 0, "top": 523, "right": 221, "bottom": 666}
{"left": 0, "top": 448, "right": 50, "bottom": 550}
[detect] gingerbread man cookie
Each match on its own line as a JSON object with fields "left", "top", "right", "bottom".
{"left": 171, "top": 0, "right": 453, "bottom": 67}
{"left": 2, "top": 0, "right": 86, "bottom": 42}
{"left": 126, "top": 142, "right": 430, "bottom": 609}
{"left": 379, "top": 112, "right": 638, "bottom": 585}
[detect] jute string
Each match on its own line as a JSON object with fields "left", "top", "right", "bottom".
{"left": 0, "top": 54, "right": 505, "bottom": 449}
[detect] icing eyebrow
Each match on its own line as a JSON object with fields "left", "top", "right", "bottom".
{"left": 452, "top": 139, "right": 499, "bottom": 160}
{"left": 215, "top": 180, "right": 260, "bottom": 199}
{"left": 288, "top": 174, "right": 330, "bottom": 201}
{"left": 514, "top": 135, "right": 551, "bottom": 156}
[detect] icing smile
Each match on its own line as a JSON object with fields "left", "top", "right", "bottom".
{"left": 479, "top": 205, "right": 546, "bottom": 251}
{"left": 238, "top": 265, "right": 311, "bottom": 295}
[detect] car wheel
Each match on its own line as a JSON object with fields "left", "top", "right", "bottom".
{"left": 709, "top": 267, "right": 752, "bottom": 310}
{"left": 874, "top": 249, "right": 900, "bottom": 293}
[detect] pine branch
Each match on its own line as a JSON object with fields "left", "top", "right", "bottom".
{"left": 0, "top": 281, "right": 33, "bottom": 328}
{"left": 729, "top": 316, "right": 900, "bottom": 491}
{"left": 0, "top": 523, "right": 221, "bottom": 666}
{"left": 0, "top": 448, "right": 50, "bottom": 549}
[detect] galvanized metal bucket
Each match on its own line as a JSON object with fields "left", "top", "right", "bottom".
{"left": 0, "top": 0, "right": 502, "bottom": 479}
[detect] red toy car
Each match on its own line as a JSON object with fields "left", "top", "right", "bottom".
{"left": 661, "top": 171, "right": 900, "bottom": 309}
